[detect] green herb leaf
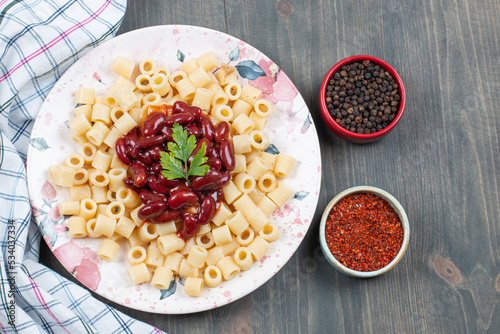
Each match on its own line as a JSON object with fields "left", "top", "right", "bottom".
{"left": 188, "top": 142, "right": 210, "bottom": 177}
{"left": 160, "top": 123, "right": 209, "bottom": 183}
{"left": 160, "top": 151, "right": 185, "bottom": 180}
{"left": 171, "top": 123, "right": 197, "bottom": 162}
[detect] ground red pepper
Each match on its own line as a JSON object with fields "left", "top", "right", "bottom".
{"left": 325, "top": 193, "right": 403, "bottom": 272}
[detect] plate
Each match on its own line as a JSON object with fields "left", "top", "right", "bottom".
{"left": 27, "top": 25, "right": 321, "bottom": 314}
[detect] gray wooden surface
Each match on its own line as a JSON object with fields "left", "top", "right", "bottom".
{"left": 39, "top": 0, "right": 500, "bottom": 332}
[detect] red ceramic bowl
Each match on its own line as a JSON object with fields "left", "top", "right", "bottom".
{"left": 319, "top": 55, "right": 406, "bottom": 144}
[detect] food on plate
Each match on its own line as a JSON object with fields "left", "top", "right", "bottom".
{"left": 49, "top": 52, "right": 295, "bottom": 297}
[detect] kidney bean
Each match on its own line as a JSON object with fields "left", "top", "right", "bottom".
{"left": 172, "top": 101, "right": 202, "bottom": 120}
{"left": 166, "top": 113, "right": 194, "bottom": 126}
{"left": 219, "top": 139, "right": 235, "bottom": 171}
{"left": 207, "top": 189, "right": 224, "bottom": 210}
{"left": 168, "top": 184, "right": 191, "bottom": 195}
{"left": 194, "top": 191, "right": 204, "bottom": 201}
{"left": 160, "top": 126, "right": 174, "bottom": 142}
{"left": 145, "top": 145, "right": 164, "bottom": 161}
{"left": 191, "top": 168, "right": 222, "bottom": 191}
{"left": 125, "top": 128, "right": 141, "bottom": 158}
{"left": 123, "top": 177, "right": 140, "bottom": 192}
{"left": 158, "top": 174, "right": 185, "bottom": 188}
{"left": 168, "top": 190, "right": 198, "bottom": 209}
{"left": 198, "top": 196, "right": 216, "bottom": 225}
{"left": 123, "top": 177, "right": 134, "bottom": 187}
{"left": 214, "top": 121, "right": 230, "bottom": 142}
{"left": 127, "top": 145, "right": 139, "bottom": 159}
{"left": 207, "top": 157, "right": 222, "bottom": 170}
{"left": 150, "top": 161, "right": 163, "bottom": 174}
{"left": 115, "top": 137, "right": 131, "bottom": 165}
{"left": 208, "top": 146, "right": 219, "bottom": 159}
{"left": 188, "top": 138, "right": 210, "bottom": 164}
{"left": 139, "top": 188, "right": 167, "bottom": 204}
{"left": 217, "top": 171, "right": 231, "bottom": 188}
{"left": 129, "top": 161, "right": 148, "bottom": 187}
{"left": 189, "top": 106, "right": 202, "bottom": 121}
{"left": 199, "top": 116, "right": 214, "bottom": 141}
{"left": 185, "top": 123, "right": 201, "bottom": 137}
{"left": 136, "top": 150, "right": 153, "bottom": 166}
{"left": 142, "top": 112, "right": 167, "bottom": 137}
{"left": 172, "top": 101, "right": 189, "bottom": 114}
{"left": 178, "top": 213, "right": 199, "bottom": 240}
{"left": 151, "top": 209, "right": 181, "bottom": 223}
{"left": 148, "top": 175, "right": 171, "bottom": 194}
{"left": 125, "top": 127, "right": 140, "bottom": 147}
{"left": 137, "top": 134, "right": 167, "bottom": 149}
{"left": 138, "top": 201, "right": 167, "bottom": 220}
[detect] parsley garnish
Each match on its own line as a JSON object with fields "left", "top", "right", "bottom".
{"left": 160, "top": 123, "right": 209, "bottom": 184}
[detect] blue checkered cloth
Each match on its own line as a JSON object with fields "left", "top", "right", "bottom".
{"left": 0, "top": 1, "right": 165, "bottom": 333}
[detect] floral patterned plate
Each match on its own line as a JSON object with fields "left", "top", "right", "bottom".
{"left": 27, "top": 25, "right": 322, "bottom": 314}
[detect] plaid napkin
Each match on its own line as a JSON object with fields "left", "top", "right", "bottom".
{"left": 0, "top": 1, "right": 165, "bottom": 333}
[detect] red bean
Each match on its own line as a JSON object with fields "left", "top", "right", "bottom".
{"left": 207, "top": 157, "right": 222, "bottom": 170}
{"left": 129, "top": 161, "right": 148, "bottom": 187}
{"left": 217, "top": 171, "right": 231, "bottom": 188}
{"left": 123, "top": 177, "right": 140, "bottom": 192}
{"left": 123, "top": 177, "right": 134, "bottom": 187}
{"left": 168, "top": 190, "right": 198, "bottom": 209}
{"left": 172, "top": 101, "right": 189, "bottom": 114}
{"left": 188, "top": 138, "right": 210, "bottom": 164}
{"left": 115, "top": 137, "right": 131, "bottom": 165}
{"left": 219, "top": 139, "right": 235, "bottom": 171}
{"left": 172, "top": 101, "right": 202, "bottom": 121}
{"left": 160, "top": 126, "right": 174, "bottom": 142}
{"left": 214, "top": 121, "right": 230, "bottom": 142}
{"left": 151, "top": 209, "right": 181, "bottom": 223}
{"left": 189, "top": 106, "right": 202, "bottom": 121}
{"left": 139, "top": 188, "right": 167, "bottom": 204}
{"left": 125, "top": 128, "right": 141, "bottom": 158}
{"left": 166, "top": 113, "right": 194, "bottom": 126}
{"left": 138, "top": 201, "right": 167, "bottom": 220}
{"left": 150, "top": 161, "right": 163, "bottom": 174}
{"left": 168, "top": 184, "right": 191, "bottom": 195}
{"left": 142, "top": 112, "right": 167, "bottom": 137}
{"left": 148, "top": 175, "right": 171, "bottom": 194}
{"left": 158, "top": 174, "right": 185, "bottom": 188}
{"left": 178, "top": 213, "right": 199, "bottom": 239}
{"left": 136, "top": 150, "right": 153, "bottom": 166}
{"left": 208, "top": 146, "right": 219, "bottom": 159}
{"left": 199, "top": 116, "right": 215, "bottom": 141}
{"left": 145, "top": 145, "right": 164, "bottom": 161}
{"left": 191, "top": 168, "right": 222, "bottom": 191}
{"left": 124, "top": 127, "right": 140, "bottom": 147}
{"left": 195, "top": 191, "right": 204, "bottom": 201}
{"left": 137, "top": 134, "right": 167, "bottom": 149}
{"left": 185, "top": 123, "right": 201, "bottom": 137}
{"left": 198, "top": 196, "right": 215, "bottom": 225}
{"left": 207, "top": 189, "right": 224, "bottom": 210}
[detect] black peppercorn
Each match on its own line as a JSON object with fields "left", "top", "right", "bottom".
{"left": 325, "top": 60, "right": 400, "bottom": 134}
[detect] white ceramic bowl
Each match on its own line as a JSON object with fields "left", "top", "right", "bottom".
{"left": 319, "top": 186, "right": 409, "bottom": 278}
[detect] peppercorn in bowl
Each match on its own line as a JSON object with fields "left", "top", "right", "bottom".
{"left": 319, "top": 55, "right": 406, "bottom": 143}
{"left": 319, "top": 186, "right": 409, "bottom": 278}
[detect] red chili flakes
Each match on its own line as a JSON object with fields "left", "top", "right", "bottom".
{"left": 325, "top": 193, "right": 404, "bottom": 272}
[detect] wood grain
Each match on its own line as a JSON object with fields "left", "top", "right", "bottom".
{"left": 39, "top": 0, "right": 500, "bottom": 332}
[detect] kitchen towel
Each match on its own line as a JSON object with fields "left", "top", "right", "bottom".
{"left": 0, "top": 1, "right": 164, "bottom": 333}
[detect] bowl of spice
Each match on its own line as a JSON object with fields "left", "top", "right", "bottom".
{"left": 319, "top": 186, "right": 409, "bottom": 278}
{"left": 319, "top": 55, "right": 406, "bottom": 143}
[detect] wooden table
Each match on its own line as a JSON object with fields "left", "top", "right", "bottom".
{"left": 39, "top": 0, "right": 500, "bottom": 332}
